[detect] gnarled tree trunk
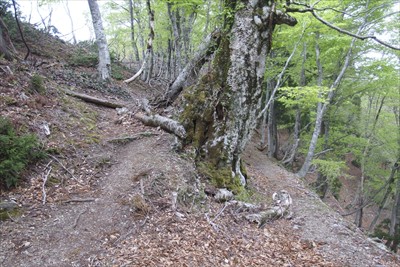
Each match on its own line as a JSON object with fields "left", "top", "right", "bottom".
{"left": 181, "top": 1, "right": 296, "bottom": 191}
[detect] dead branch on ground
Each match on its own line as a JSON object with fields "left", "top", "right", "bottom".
{"left": 72, "top": 207, "right": 88, "bottom": 229}
{"left": 42, "top": 166, "right": 52, "bottom": 205}
{"left": 63, "top": 198, "right": 96, "bottom": 204}
{"left": 62, "top": 89, "right": 125, "bottom": 108}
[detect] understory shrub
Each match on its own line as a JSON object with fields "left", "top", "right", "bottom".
{"left": 0, "top": 117, "right": 45, "bottom": 188}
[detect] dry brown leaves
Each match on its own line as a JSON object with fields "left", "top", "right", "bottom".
{"left": 103, "top": 205, "right": 337, "bottom": 267}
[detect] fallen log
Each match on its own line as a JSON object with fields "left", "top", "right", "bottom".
{"left": 244, "top": 190, "right": 293, "bottom": 228}
{"left": 62, "top": 89, "right": 186, "bottom": 140}
{"left": 62, "top": 89, "right": 125, "bottom": 108}
{"left": 134, "top": 112, "right": 186, "bottom": 139}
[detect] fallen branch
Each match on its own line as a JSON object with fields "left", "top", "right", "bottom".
{"left": 48, "top": 155, "right": 77, "bottom": 180}
{"left": 42, "top": 166, "right": 52, "bottom": 205}
{"left": 134, "top": 112, "right": 186, "bottom": 139}
{"left": 63, "top": 198, "right": 96, "bottom": 204}
{"left": 205, "top": 213, "right": 220, "bottom": 232}
{"left": 243, "top": 190, "right": 293, "bottom": 228}
{"left": 107, "top": 132, "right": 158, "bottom": 144}
{"left": 62, "top": 89, "right": 125, "bottom": 108}
{"left": 72, "top": 207, "right": 88, "bottom": 229}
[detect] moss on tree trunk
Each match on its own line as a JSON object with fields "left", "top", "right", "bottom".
{"left": 180, "top": 0, "right": 297, "bottom": 192}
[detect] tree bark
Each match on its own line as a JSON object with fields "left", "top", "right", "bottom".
{"left": 181, "top": 1, "right": 296, "bottom": 190}
{"left": 88, "top": 0, "right": 111, "bottom": 80}
{"left": 143, "top": 0, "right": 154, "bottom": 83}
{"left": 64, "top": 0, "right": 77, "bottom": 44}
{"left": 368, "top": 160, "right": 398, "bottom": 232}
{"left": 129, "top": 0, "right": 140, "bottom": 62}
{"left": 167, "top": 2, "right": 182, "bottom": 74}
{"left": 297, "top": 26, "right": 361, "bottom": 178}
{"left": 156, "top": 29, "right": 221, "bottom": 107}
{"left": 267, "top": 98, "right": 278, "bottom": 159}
{"left": 125, "top": 0, "right": 154, "bottom": 84}
{"left": 62, "top": 89, "right": 125, "bottom": 108}
{"left": 282, "top": 42, "right": 306, "bottom": 167}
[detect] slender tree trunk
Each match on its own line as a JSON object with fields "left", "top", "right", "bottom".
{"left": 267, "top": 96, "right": 278, "bottom": 159}
{"left": 297, "top": 26, "right": 362, "bottom": 178}
{"left": 283, "top": 42, "right": 306, "bottom": 166}
{"left": 88, "top": 0, "right": 111, "bottom": 80}
{"left": 125, "top": 0, "right": 154, "bottom": 84}
{"left": 157, "top": 29, "right": 221, "bottom": 107}
{"left": 355, "top": 95, "right": 386, "bottom": 227}
{"left": 181, "top": 1, "right": 296, "bottom": 190}
{"left": 166, "top": 39, "right": 172, "bottom": 80}
{"left": 129, "top": 0, "right": 140, "bottom": 61}
{"left": 144, "top": 0, "right": 154, "bottom": 83}
{"left": 368, "top": 160, "right": 399, "bottom": 232}
{"left": 315, "top": 120, "right": 330, "bottom": 198}
{"left": 64, "top": 0, "right": 77, "bottom": 44}
{"left": 386, "top": 107, "right": 400, "bottom": 251}
{"left": 0, "top": 16, "right": 16, "bottom": 61}
{"left": 167, "top": 2, "right": 182, "bottom": 74}
{"left": 203, "top": 0, "right": 211, "bottom": 37}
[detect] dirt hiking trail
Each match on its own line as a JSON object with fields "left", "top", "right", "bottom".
{"left": 1, "top": 129, "right": 397, "bottom": 266}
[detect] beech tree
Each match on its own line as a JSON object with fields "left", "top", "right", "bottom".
{"left": 180, "top": 0, "right": 297, "bottom": 190}
{"left": 88, "top": 0, "right": 111, "bottom": 80}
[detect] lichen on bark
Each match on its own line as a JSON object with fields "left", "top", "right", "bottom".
{"left": 180, "top": 0, "right": 297, "bottom": 191}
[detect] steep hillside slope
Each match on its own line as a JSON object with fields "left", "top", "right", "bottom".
{"left": 0, "top": 23, "right": 398, "bottom": 267}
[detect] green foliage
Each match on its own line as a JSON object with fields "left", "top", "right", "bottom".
{"left": 111, "top": 63, "right": 126, "bottom": 80}
{"left": 30, "top": 74, "right": 46, "bottom": 94}
{"left": 372, "top": 218, "right": 400, "bottom": 249}
{"left": 67, "top": 41, "right": 98, "bottom": 67}
{"left": 312, "top": 159, "right": 347, "bottom": 198}
{"left": 278, "top": 86, "right": 330, "bottom": 110}
{"left": 68, "top": 48, "right": 98, "bottom": 67}
{"left": 0, "top": 117, "right": 45, "bottom": 188}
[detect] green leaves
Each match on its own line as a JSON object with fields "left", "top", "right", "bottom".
{"left": 278, "top": 86, "right": 330, "bottom": 109}
{"left": 0, "top": 117, "right": 45, "bottom": 188}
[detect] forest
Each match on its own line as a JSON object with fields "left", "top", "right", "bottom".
{"left": 0, "top": 0, "right": 399, "bottom": 266}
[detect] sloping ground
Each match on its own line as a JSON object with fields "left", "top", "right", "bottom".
{"left": 0, "top": 132, "right": 332, "bottom": 267}
{"left": 1, "top": 129, "right": 397, "bottom": 266}
{"left": 243, "top": 140, "right": 398, "bottom": 266}
{"left": 0, "top": 22, "right": 398, "bottom": 267}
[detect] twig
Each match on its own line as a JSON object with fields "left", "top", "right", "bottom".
{"left": 205, "top": 213, "right": 219, "bottom": 232}
{"left": 12, "top": 0, "right": 30, "bottom": 59}
{"left": 63, "top": 198, "right": 96, "bottom": 204}
{"left": 6, "top": 211, "right": 17, "bottom": 222}
{"left": 42, "top": 166, "right": 52, "bottom": 205}
{"left": 49, "top": 154, "right": 77, "bottom": 180}
{"left": 72, "top": 207, "right": 88, "bottom": 229}
{"left": 113, "top": 216, "right": 148, "bottom": 245}
{"left": 211, "top": 202, "right": 229, "bottom": 223}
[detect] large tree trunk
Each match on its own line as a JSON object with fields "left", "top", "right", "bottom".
{"left": 88, "top": 0, "right": 111, "bottom": 80}
{"left": 181, "top": 1, "right": 296, "bottom": 191}
{"left": 0, "top": 16, "right": 16, "bottom": 61}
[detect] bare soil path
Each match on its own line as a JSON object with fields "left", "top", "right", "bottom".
{"left": 0, "top": 121, "right": 397, "bottom": 267}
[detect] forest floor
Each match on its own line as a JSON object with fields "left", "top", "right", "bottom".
{"left": 0, "top": 27, "right": 399, "bottom": 267}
